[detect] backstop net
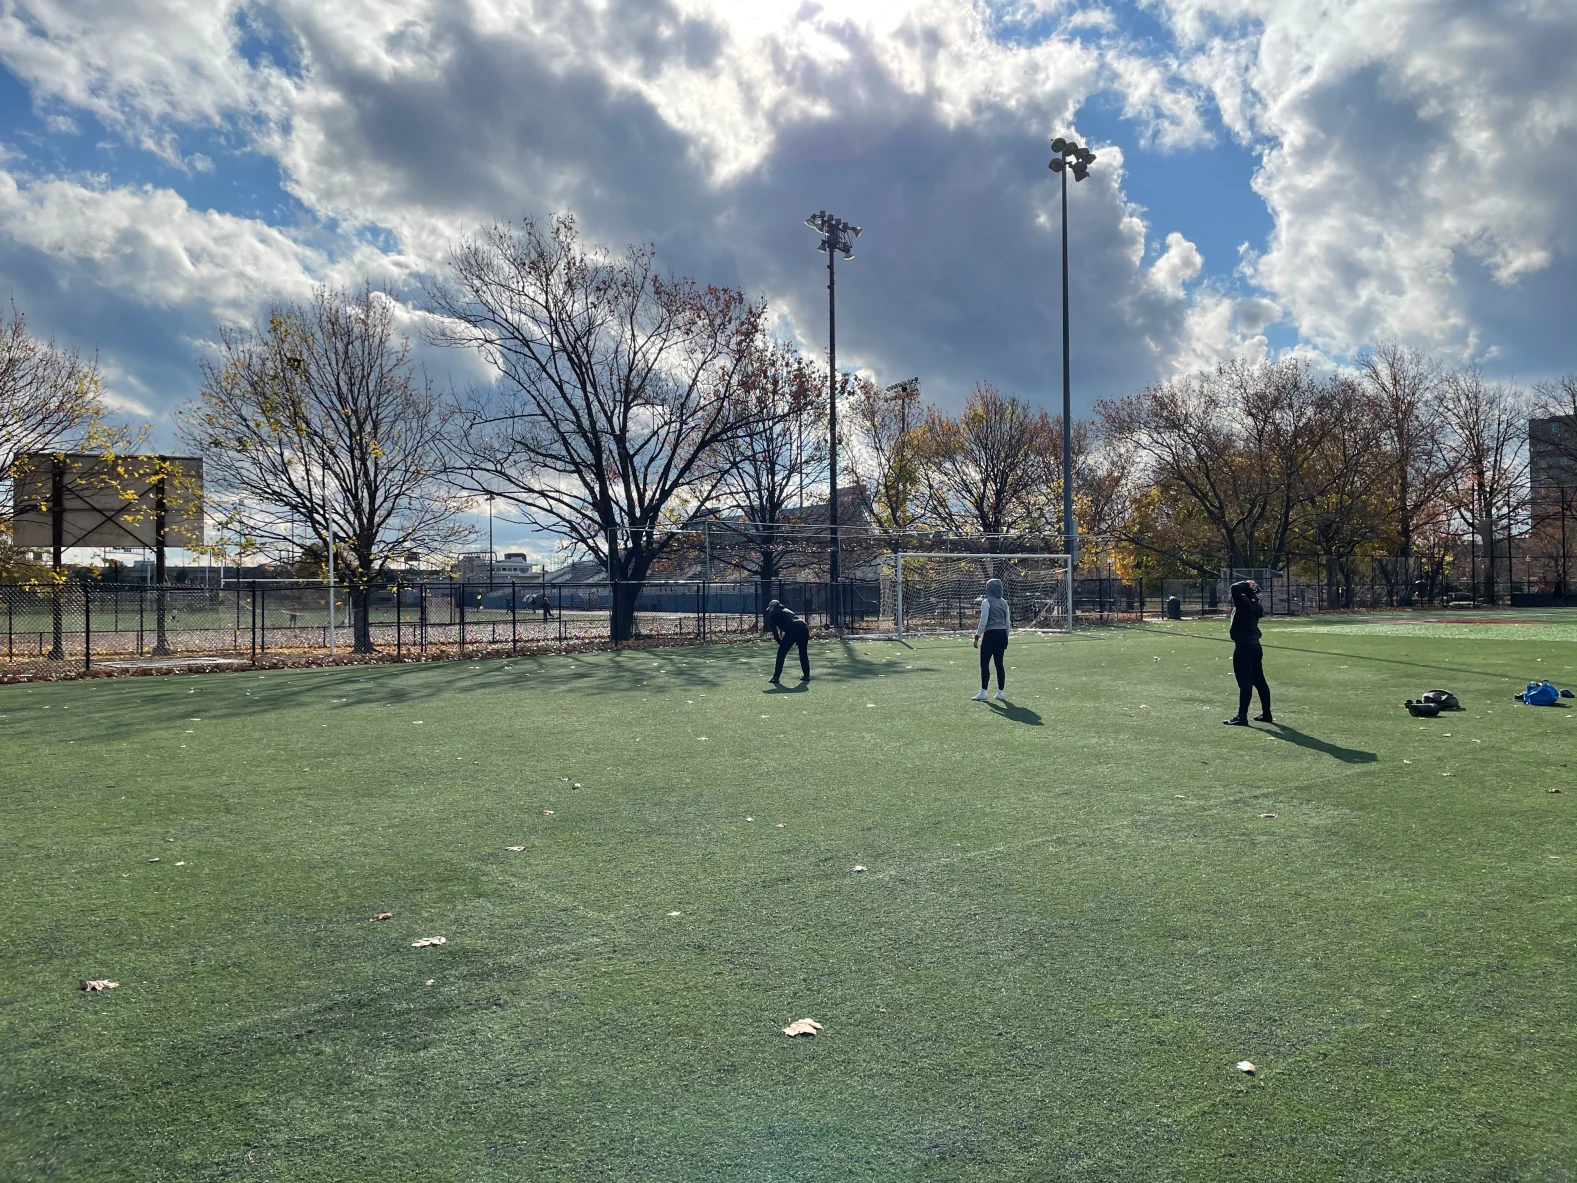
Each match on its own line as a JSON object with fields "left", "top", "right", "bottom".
{"left": 877, "top": 553, "right": 1073, "bottom": 639}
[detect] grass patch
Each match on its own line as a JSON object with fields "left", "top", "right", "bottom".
{"left": 2, "top": 617, "right": 1574, "bottom": 1181}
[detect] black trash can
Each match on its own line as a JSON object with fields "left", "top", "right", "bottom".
{"left": 1165, "top": 596, "right": 1182, "bottom": 620}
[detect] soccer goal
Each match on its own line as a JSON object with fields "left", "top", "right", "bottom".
{"left": 878, "top": 553, "right": 1073, "bottom": 640}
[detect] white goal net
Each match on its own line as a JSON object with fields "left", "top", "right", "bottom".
{"left": 878, "top": 553, "right": 1073, "bottom": 639}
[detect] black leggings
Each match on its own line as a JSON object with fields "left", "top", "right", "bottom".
{"left": 774, "top": 623, "right": 810, "bottom": 680}
{"left": 980, "top": 629, "right": 1008, "bottom": 690}
{"left": 1233, "top": 643, "right": 1271, "bottom": 719}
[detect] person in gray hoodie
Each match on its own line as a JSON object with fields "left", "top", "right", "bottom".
{"left": 972, "top": 577, "right": 1011, "bottom": 701}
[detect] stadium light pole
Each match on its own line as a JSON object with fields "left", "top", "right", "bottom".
{"left": 805, "top": 210, "right": 861, "bottom": 612}
{"left": 1048, "top": 136, "right": 1095, "bottom": 565}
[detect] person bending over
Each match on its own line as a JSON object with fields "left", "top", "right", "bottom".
{"left": 1224, "top": 579, "right": 1272, "bottom": 725}
{"left": 765, "top": 599, "right": 810, "bottom": 685}
{"left": 972, "top": 577, "right": 1010, "bottom": 702}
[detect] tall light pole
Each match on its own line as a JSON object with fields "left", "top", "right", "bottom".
{"left": 1049, "top": 136, "right": 1095, "bottom": 563}
{"left": 486, "top": 493, "right": 495, "bottom": 585}
{"left": 805, "top": 210, "right": 861, "bottom": 602}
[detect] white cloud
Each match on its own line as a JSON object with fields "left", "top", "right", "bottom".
{"left": 1164, "top": 0, "right": 1577, "bottom": 360}
{"left": 1147, "top": 230, "right": 1203, "bottom": 298}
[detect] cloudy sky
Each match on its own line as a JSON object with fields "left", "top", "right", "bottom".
{"left": 0, "top": 0, "right": 1573, "bottom": 475}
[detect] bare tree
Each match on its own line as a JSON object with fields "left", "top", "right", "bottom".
{"left": 711, "top": 338, "right": 824, "bottom": 588}
{"left": 428, "top": 215, "right": 764, "bottom": 642}
{"left": 1100, "top": 359, "right": 1328, "bottom": 571}
{"left": 182, "top": 286, "right": 470, "bottom": 652}
{"left": 848, "top": 374, "right": 928, "bottom": 548}
{"left": 1440, "top": 366, "right": 1528, "bottom": 604}
{"left": 0, "top": 307, "right": 107, "bottom": 574}
{"left": 918, "top": 383, "right": 1054, "bottom": 541}
{"left": 1357, "top": 343, "right": 1454, "bottom": 596}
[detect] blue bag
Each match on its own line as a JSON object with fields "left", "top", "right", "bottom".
{"left": 1521, "top": 681, "right": 1560, "bottom": 706}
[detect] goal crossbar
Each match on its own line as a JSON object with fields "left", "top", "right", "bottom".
{"left": 882, "top": 552, "right": 1074, "bottom": 641}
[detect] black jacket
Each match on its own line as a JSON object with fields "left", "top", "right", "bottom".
{"left": 1228, "top": 581, "right": 1263, "bottom": 644}
{"left": 767, "top": 604, "right": 806, "bottom": 642}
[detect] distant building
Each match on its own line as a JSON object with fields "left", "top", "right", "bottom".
{"left": 455, "top": 552, "right": 545, "bottom": 583}
{"left": 1530, "top": 416, "right": 1577, "bottom": 500}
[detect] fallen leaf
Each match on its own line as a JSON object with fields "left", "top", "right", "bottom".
{"left": 411, "top": 936, "right": 447, "bottom": 948}
{"left": 175, "top": 861, "right": 186, "bottom": 866}
{"left": 412, "top": 720, "right": 423, "bottom": 724}
{"left": 572, "top": 782, "right": 582, "bottom": 789}
{"left": 1139, "top": 704, "right": 1150, "bottom": 709}
{"left": 1547, "top": 788, "right": 1562, "bottom": 794}
{"left": 1260, "top": 813, "right": 1277, "bottom": 819}
{"left": 1403, "top": 759, "right": 1412, "bottom": 764}
{"left": 745, "top": 817, "right": 753, "bottom": 822}
{"left": 667, "top": 911, "right": 682, "bottom": 917}
{"left": 148, "top": 858, "right": 160, "bottom": 863}
{"left": 776, "top": 823, "right": 786, "bottom": 828}
{"left": 1174, "top": 794, "right": 1186, "bottom": 799}
{"left": 543, "top": 810, "right": 554, "bottom": 816}
{"left": 370, "top": 912, "right": 394, "bottom": 921}
{"left": 80, "top": 979, "right": 119, "bottom": 992}
{"left": 504, "top": 845, "right": 525, "bottom": 852}
{"left": 852, "top": 865, "right": 867, "bottom": 873}
{"left": 783, "top": 1018, "right": 823, "bottom": 1037}
{"left": 1237, "top": 1060, "right": 1256, "bottom": 1075}
{"left": 696, "top": 736, "right": 708, "bottom": 741}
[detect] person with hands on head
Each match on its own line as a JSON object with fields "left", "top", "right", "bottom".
{"left": 972, "top": 577, "right": 1011, "bottom": 702}
{"left": 764, "top": 599, "right": 810, "bottom": 686}
{"left": 1224, "top": 579, "right": 1273, "bottom": 725}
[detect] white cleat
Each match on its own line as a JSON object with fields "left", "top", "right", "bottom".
{"left": 995, "top": 691, "right": 1006, "bottom": 701}
{"left": 971, "top": 690, "right": 989, "bottom": 702}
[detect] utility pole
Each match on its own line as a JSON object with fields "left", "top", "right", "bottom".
{"left": 804, "top": 211, "right": 861, "bottom": 623}
{"left": 1049, "top": 136, "right": 1095, "bottom": 564}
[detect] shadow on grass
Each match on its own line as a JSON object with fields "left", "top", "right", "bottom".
{"left": 763, "top": 681, "right": 810, "bottom": 694}
{"left": 1263, "top": 723, "right": 1377, "bottom": 764}
{"left": 986, "top": 700, "right": 1043, "bottom": 726}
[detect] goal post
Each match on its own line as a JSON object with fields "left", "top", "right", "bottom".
{"left": 879, "top": 553, "right": 1073, "bottom": 640}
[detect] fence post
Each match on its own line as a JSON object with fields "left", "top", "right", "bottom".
{"left": 250, "top": 582, "right": 258, "bottom": 665}
{"left": 510, "top": 581, "right": 518, "bottom": 654}
{"left": 395, "top": 583, "right": 403, "bottom": 661}
{"left": 83, "top": 583, "right": 91, "bottom": 674}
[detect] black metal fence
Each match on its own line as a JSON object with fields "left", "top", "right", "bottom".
{"left": 0, "top": 578, "right": 893, "bottom": 680}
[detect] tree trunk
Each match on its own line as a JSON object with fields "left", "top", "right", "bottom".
{"left": 611, "top": 580, "right": 640, "bottom": 644}
{"left": 352, "top": 584, "right": 376, "bottom": 654}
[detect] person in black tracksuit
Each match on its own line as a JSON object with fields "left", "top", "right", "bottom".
{"left": 765, "top": 599, "right": 810, "bottom": 684}
{"left": 1224, "top": 579, "right": 1272, "bottom": 725}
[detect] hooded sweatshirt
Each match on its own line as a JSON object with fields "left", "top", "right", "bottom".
{"left": 977, "top": 578, "right": 1011, "bottom": 633}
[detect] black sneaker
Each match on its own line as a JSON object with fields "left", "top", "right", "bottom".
{"left": 799, "top": 675, "right": 811, "bottom": 683}
{"left": 1254, "top": 713, "right": 1274, "bottom": 723}
{"left": 768, "top": 677, "right": 782, "bottom": 685}
{"left": 1223, "top": 716, "right": 1249, "bottom": 726}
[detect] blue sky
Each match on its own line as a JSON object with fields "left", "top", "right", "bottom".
{"left": 0, "top": 0, "right": 1572, "bottom": 558}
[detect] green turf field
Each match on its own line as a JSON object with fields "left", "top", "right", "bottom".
{"left": 2, "top": 616, "right": 1574, "bottom": 1181}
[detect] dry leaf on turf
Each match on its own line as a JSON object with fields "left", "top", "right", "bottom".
{"left": 572, "top": 783, "right": 582, "bottom": 789}
{"left": 1547, "top": 788, "right": 1562, "bottom": 794}
{"left": 1237, "top": 1060, "right": 1256, "bottom": 1075}
{"left": 1260, "top": 813, "right": 1277, "bottom": 819}
{"left": 783, "top": 1018, "right": 823, "bottom": 1037}
{"left": 504, "top": 845, "right": 525, "bottom": 852}
{"left": 370, "top": 912, "right": 394, "bottom": 921}
{"left": 411, "top": 936, "right": 447, "bottom": 948}
{"left": 852, "top": 865, "right": 867, "bottom": 873}
{"left": 776, "top": 823, "right": 786, "bottom": 828}
{"left": 543, "top": 810, "right": 554, "bottom": 816}
{"left": 425, "top": 979, "right": 435, "bottom": 986}
{"left": 667, "top": 911, "right": 682, "bottom": 917}
{"left": 80, "top": 979, "right": 119, "bottom": 992}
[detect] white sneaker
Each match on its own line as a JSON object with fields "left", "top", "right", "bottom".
{"left": 971, "top": 690, "right": 989, "bottom": 701}
{"left": 995, "top": 690, "right": 1006, "bottom": 701}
